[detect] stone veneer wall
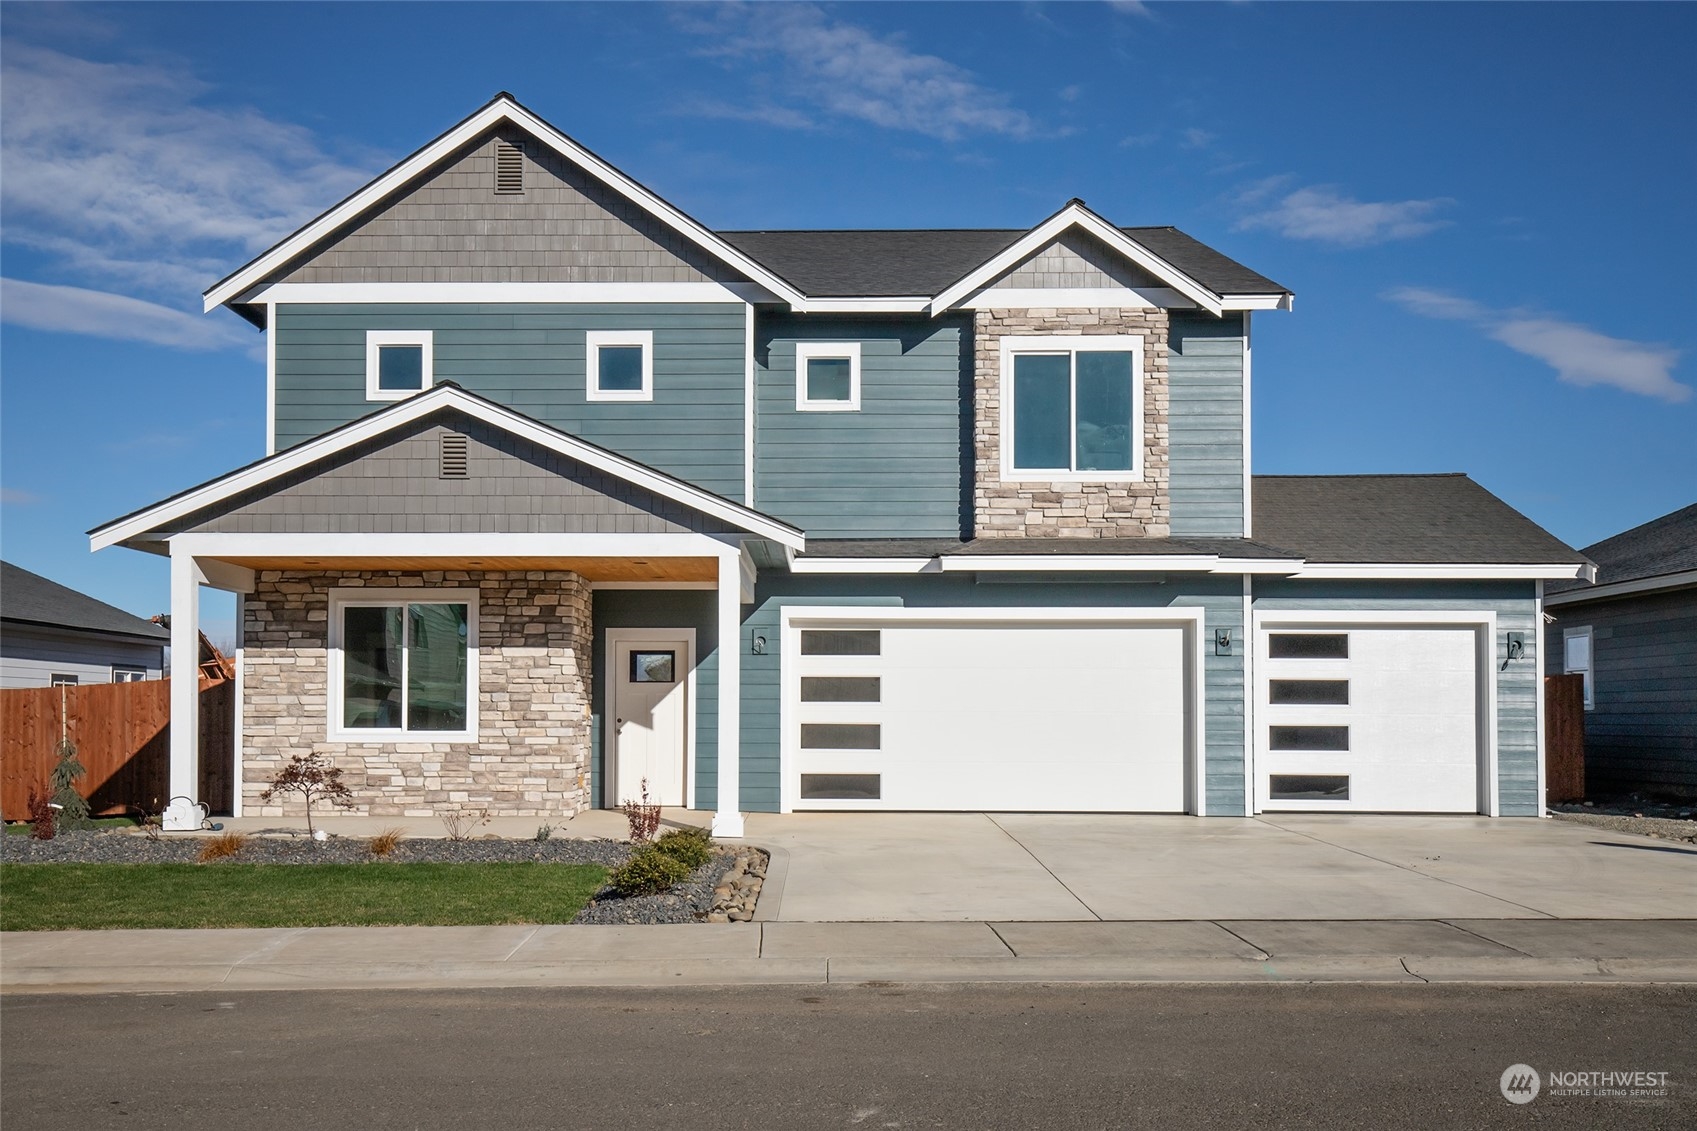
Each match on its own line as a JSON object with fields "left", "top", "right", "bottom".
{"left": 242, "top": 569, "right": 593, "bottom": 818}
{"left": 973, "top": 308, "right": 1170, "bottom": 538}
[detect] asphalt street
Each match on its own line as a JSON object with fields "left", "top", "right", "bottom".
{"left": 2, "top": 984, "right": 1691, "bottom": 1129}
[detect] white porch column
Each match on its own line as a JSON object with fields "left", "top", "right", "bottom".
{"left": 163, "top": 545, "right": 202, "bottom": 830}
{"left": 712, "top": 549, "right": 745, "bottom": 838}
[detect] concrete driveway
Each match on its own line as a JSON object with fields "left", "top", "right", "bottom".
{"left": 743, "top": 813, "right": 1696, "bottom": 922}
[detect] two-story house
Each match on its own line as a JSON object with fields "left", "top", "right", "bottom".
{"left": 92, "top": 95, "right": 1593, "bottom": 832}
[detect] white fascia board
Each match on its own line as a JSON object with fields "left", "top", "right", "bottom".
{"left": 166, "top": 532, "right": 736, "bottom": 559}
{"left": 935, "top": 555, "right": 1299, "bottom": 574}
{"left": 929, "top": 206, "right": 1222, "bottom": 316}
{"left": 1291, "top": 562, "right": 1595, "bottom": 581}
{"left": 247, "top": 281, "right": 780, "bottom": 306}
{"left": 1542, "top": 568, "right": 1697, "bottom": 607}
{"left": 782, "top": 605, "right": 1206, "bottom": 627}
{"left": 790, "top": 296, "right": 932, "bottom": 313}
{"left": 1220, "top": 294, "right": 1293, "bottom": 311}
{"left": 89, "top": 386, "right": 805, "bottom": 552}
{"left": 789, "top": 558, "right": 942, "bottom": 574}
{"left": 204, "top": 99, "right": 805, "bottom": 312}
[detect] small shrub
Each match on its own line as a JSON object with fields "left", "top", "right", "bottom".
{"left": 654, "top": 826, "right": 713, "bottom": 870}
{"left": 607, "top": 845, "right": 690, "bottom": 896}
{"left": 26, "top": 786, "right": 55, "bottom": 841}
{"left": 369, "top": 827, "right": 407, "bottom": 857}
{"left": 259, "top": 753, "right": 356, "bottom": 835}
{"left": 534, "top": 823, "right": 554, "bottom": 842}
{"left": 621, "top": 778, "right": 662, "bottom": 844}
{"left": 49, "top": 739, "right": 91, "bottom": 831}
{"left": 196, "top": 832, "right": 249, "bottom": 862}
{"left": 441, "top": 808, "right": 490, "bottom": 841}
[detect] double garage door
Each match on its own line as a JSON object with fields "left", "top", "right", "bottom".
{"left": 1254, "top": 623, "right": 1486, "bottom": 813}
{"left": 784, "top": 613, "right": 1195, "bottom": 812}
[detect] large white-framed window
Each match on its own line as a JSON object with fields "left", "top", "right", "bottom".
{"left": 329, "top": 588, "right": 478, "bottom": 740}
{"left": 1000, "top": 334, "right": 1144, "bottom": 481}
{"left": 585, "top": 330, "right": 654, "bottom": 402}
{"left": 365, "top": 330, "right": 434, "bottom": 401}
{"left": 795, "top": 342, "right": 862, "bottom": 412}
{"left": 1563, "top": 625, "right": 1594, "bottom": 710}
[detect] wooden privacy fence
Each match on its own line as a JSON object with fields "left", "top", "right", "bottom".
{"left": 1545, "top": 673, "right": 1586, "bottom": 804}
{"left": 0, "top": 677, "right": 233, "bottom": 820}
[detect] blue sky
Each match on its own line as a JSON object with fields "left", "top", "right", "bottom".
{"left": 2, "top": 1, "right": 1693, "bottom": 640}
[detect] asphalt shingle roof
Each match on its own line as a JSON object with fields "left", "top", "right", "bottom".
{"left": 1, "top": 561, "right": 168, "bottom": 640}
{"left": 800, "top": 537, "right": 1299, "bottom": 559}
{"left": 1252, "top": 475, "right": 1589, "bottom": 566}
{"left": 718, "top": 227, "right": 1288, "bottom": 299}
{"left": 1546, "top": 502, "right": 1697, "bottom": 595}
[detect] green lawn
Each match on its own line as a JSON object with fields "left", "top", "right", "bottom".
{"left": 0, "top": 862, "right": 607, "bottom": 931}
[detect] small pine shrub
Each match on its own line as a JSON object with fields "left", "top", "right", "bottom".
{"left": 654, "top": 826, "right": 713, "bottom": 870}
{"left": 368, "top": 827, "right": 406, "bottom": 857}
{"left": 607, "top": 845, "right": 691, "bottom": 896}
{"left": 49, "top": 739, "right": 91, "bottom": 831}
{"left": 534, "top": 823, "right": 554, "bottom": 842}
{"left": 196, "top": 832, "right": 249, "bottom": 862}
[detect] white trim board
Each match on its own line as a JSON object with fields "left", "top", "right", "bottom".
{"left": 1291, "top": 563, "right": 1595, "bottom": 581}
{"left": 247, "top": 281, "right": 778, "bottom": 307}
{"left": 89, "top": 385, "right": 805, "bottom": 553}
{"left": 206, "top": 97, "right": 806, "bottom": 313}
{"left": 777, "top": 604, "right": 1209, "bottom": 816}
{"left": 1542, "top": 568, "right": 1697, "bottom": 607}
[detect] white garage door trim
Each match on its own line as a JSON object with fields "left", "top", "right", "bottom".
{"left": 1250, "top": 610, "right": 1499, "bottom": 816}
{"left": 779, "top": 605, "right": 1207, "bottom": 815}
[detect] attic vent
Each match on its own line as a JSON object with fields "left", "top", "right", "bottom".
{"left": 439, "top": 430, "right": 469, "bottom": 479}
{"left": 494, "top": 140, "right": 524, "bottom": 195}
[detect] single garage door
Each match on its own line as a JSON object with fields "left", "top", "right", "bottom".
{"left": 784, "top": 615, "right": 1194, "bottom": 812}
{"left": 1255, "top": 623, "right": 1484, "bottom": 813}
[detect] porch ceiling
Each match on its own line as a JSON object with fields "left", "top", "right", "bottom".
{"left": 220, "top": 555, "right": 718, "bottom": 582}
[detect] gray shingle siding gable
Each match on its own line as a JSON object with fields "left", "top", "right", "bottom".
{"left": 987, "top": 230, "right": 1166, "bottom": 291}
{"left": 1168, "top": 312, "right": 1246, "bottom": 537}
{"left": 754, "top": 314, "right": 971, "bottom": 539}
{"left": 273, "top": 302, "right": 747, "bottom": 500}
{"left": 277, "top": 126, "right": 743, "bottom": 286}
{"left": 164, "top": 414, "right": 740, "bottom": 537}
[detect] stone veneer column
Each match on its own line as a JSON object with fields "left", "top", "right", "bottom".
{"left": 241, "top": 569, "right": 593, "bottom": 819}
{"left": 973, "top": 307, "right": 1171, "bottom": 538}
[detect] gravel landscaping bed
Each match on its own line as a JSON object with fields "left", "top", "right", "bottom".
{"left": 1550, "top": 797, "right": 1697, "bottom": 845}
{"left": 1, "top": 829, "right": 747, "bottom": 924}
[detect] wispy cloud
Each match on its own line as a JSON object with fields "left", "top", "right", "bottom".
{"left": 0, "top": 278, "right": 257, "bottom": 352}
{"left": 0, "top": 40, "right": 379, "bottom": 342}
{"left": 1108, "top": 0, "right": 1155, "bottom": 17}
{"left": 1236, "top": 181, "right": 1454, "bottom": 246}
{"left": 1386, "top": 287, "right": 1690, "bottom": 403}
{"left": 1180, "top": 127, "right": 1215, "bottom": 150}
{"left": 1, "top": 488, "right": 43, "bottom": 506}
{"left": 680, "top": 3, "right": 1036, "bottom": 141}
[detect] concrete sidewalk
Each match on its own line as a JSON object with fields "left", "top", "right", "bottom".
{"left": 5, "top": 919, "right": 1694, "bottom": 994}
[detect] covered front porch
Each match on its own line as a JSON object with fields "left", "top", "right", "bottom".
{"left": 87, "top": 386, "right": 805, "bottom": 837}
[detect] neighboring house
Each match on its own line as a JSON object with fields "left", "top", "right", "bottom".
{"left": 88, "top": 94, "right": 1594, "bottom": 831}
{"left": 1543, "top": 504, "right": 1696, "bottom": 800}
{"left": 1, "top": 561, "right": 167, "bottom": 688}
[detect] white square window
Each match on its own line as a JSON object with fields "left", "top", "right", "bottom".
{"left": 112, "top": 666, "right": 147, "bottom": 683}
{"left": 1563, "top": 626, "right": 1594, "bottom": 710}
{"left": 1000, "top": 334, "right": 1144, "bottom": 481}
{"left": 328, "top": 589, "right": 478, "bottom": 740}
{"left": 795, "top": 342, "right": 862, "bottom": 411}
{"left": 585, "top": 330, "right": 654, "bottom": 402}
{"left": 365, "top": 331, "right": 433, "bottom": 401}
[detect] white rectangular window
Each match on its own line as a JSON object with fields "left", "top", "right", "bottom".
{"left": 50, "top": 673, "right": 78, "bottom": 687}
{"left": 365, "top": 330, "right": 433, "bottom": 401}
{"left": 330, "top": 590, "right": 477, "bottom": 739}
{"left": 586, "top": 330, "right": 654, "bottom": 401}
{"left": 1001, "top": 335, "right": 1144, "bottom": 479}
{"left": 795, "top": 342, "right": 861, "bottom": 411}
{"left": 1563, "top": 626, "right": 1594, "bottom": 710}
{"left": 112, "top": 666, "right": 147, "bottom": 683}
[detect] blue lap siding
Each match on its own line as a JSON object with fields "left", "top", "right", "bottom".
{"left": 273, "top": 302, "right": 748, "bottom": 501}
{"left": 1167, "top": 312, "right": 1246, "bottom": 538}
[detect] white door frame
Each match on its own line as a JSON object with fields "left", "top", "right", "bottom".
{"left": 604, "top": 628, "right": 696, "bottom": 811}
{"left": 778, "top": 605, "right": 1208, "bottom": 815}
{"left": 1250, "top": 610, "right": 1499, "bottom": 816}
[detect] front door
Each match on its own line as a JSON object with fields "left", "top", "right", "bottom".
{"left": 610, "top": 634, "right": 690, "bottom": 806}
